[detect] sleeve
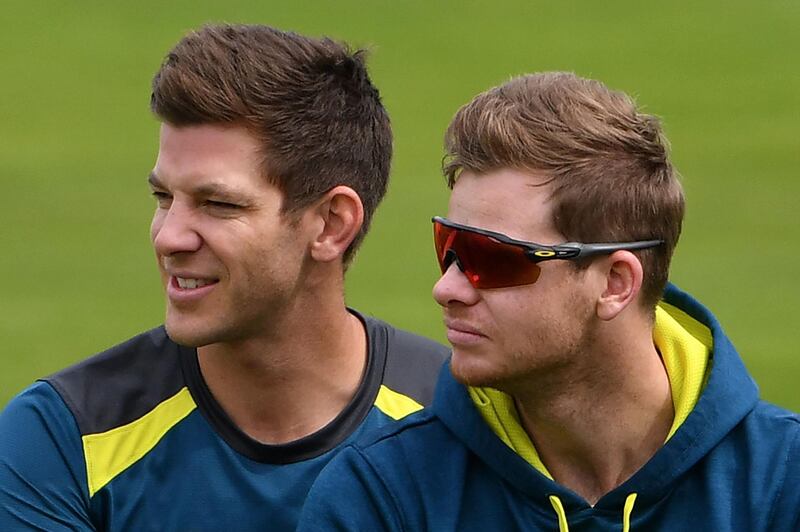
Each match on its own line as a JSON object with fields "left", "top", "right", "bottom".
{"left": 0, "top": 382, "right": 95, "bottom": 530}
{"left": 767, "top": 422, "right": 800, "bottom": 532}
{"left": 297, "top": 446, "right": 405, "bottom": 532}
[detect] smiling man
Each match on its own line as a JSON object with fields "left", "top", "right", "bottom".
{"left": 299, "top": 72, "right": 800, "bottom": 531}
{"left": 0, "top": 24, "right": 447, "bottom": 530}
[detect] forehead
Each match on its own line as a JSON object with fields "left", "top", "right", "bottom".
{"left": 447, "top": 168, "right": 563, "bottom": 243}
{"left": 153, "top": 123, "right": 265, "bottom": 189}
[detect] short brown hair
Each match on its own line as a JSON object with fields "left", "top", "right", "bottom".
{"left": 443, "top": 72, "right": 684, "bottom": 309}
{"left": 151, "top": 24, "right": 392, "bottom": 263}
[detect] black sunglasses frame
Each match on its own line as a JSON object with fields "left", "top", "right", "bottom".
{"left": 433, "top": 216, "right": 664, "bottom": 264}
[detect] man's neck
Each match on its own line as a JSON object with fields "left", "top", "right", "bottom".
{"left": 196, "top": 299, "right": 367, "bottom": 445}
{"left": 513, "top": 327, "right": 673, "bottom": 505}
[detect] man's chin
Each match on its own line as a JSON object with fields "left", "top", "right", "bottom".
{"left": 449, "top": 353, "right": 506, "bottom": 388}
{"left": 163, "top": 322, "right": 216, "bottom": 348}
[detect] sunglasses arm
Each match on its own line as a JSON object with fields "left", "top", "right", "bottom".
{"left": 558, "top": 240, "right": 665, "bottom": 260}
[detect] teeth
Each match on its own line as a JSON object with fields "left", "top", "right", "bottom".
{"left": 176, "top": 277, "right": 213, "bottom": 289}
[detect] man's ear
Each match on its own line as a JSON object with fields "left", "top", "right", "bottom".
{"left": 596, "top": 250, "right": 644, "bottom": 321}
{"left": 308, "top": 186, "right": 364, "bottom": 263}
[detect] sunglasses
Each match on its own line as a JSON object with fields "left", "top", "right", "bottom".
{"left": 433, "top": 216, "right": 664, "bottom": 289}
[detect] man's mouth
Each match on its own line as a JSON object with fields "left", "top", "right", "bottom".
{"left": 175, "top": 277, "right": 216, "bottom": 289}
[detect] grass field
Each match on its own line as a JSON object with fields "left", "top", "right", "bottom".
{"left": 2, "top": 1, "right": 798, "bottom": 410}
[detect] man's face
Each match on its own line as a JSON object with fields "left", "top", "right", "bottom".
{"left": 150, "top": 123, "right": 309, "bottom": 347}
{"left": 433, "top": 168, "right": 600, "bottom": 391}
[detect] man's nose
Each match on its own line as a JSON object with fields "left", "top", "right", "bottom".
{"left": 433, "top": 259, "right": 480, "bottom": 307}
{"left": 151, "top": 203, "right": 202, "bottom": 256}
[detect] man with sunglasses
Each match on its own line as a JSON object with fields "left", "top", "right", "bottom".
{"left": 299, "top": 72, "right": 799, "bottom": 530}
{"left": 0, "top": 24, "right": 448, "bottom": 530}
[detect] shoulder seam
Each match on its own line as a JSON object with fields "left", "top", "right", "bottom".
{"left": 360, "top": 411, "right": 438, "bottom": 451}
{"left": 29, "top": 381, "right": 92, "bottom": 502}
{"left": 765, "top": 420, "right": 800, "bottom": 529}
{"left": 352, "top": 445, "right": 408, "bottom": 532}
{"left": 42, "top": 377, "right": 86, "bottom": 433}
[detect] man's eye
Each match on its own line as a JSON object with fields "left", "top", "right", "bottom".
{"left": 205, "top": 200, "right": 240, "bottom": 209}
{"left": 151, "top": 191, "right": 171, "bottom": 205}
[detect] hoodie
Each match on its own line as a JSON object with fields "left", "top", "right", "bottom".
{"left": 298, "top": 284, "right": 800, "bottom": 531}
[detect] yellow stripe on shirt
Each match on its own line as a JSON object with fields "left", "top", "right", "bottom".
{"left": 374, "top": 385, "right": 424, "bottom": 420}
{"left": 82, "top": 387, "right": 197, "bottom": 497}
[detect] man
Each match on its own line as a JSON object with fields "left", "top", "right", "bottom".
{"left": 299, "top": 72, "right": 800, "bottom": 531}
{"left": 0, "top": 24, "right": 447, "bottom": 530}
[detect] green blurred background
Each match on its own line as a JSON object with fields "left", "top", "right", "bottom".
{"left": 2, "top": 1, "right": 798, "bottom": 409}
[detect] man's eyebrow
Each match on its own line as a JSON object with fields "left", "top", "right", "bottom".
{"left": 147, "top": 172, "right": 250, "bottom": 201}
{"left": 193, "top": 182, "right": 250, "bottom": 201}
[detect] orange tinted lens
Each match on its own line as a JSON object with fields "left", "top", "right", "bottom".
{"left": 433, "top": 220, "right": 541, "bottom": 288}
{"left": 433, "top": 221, "right": 457, "bottom": 272}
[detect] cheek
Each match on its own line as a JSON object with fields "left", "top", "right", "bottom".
{"left": 485, "top": 289, "right": 568, "bottom": 345}
{"left": 236, "top": 228, "right": 297, "bottom": 278}
{"left": 482, "top": 292, "right": 535, "bottom": 337}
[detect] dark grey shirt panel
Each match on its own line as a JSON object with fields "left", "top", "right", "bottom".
{"left": 43, "top": 327, "right": 187, "bottom": 435}
{"left": 372, "top": 319, "right": 450, "bottom": 407}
